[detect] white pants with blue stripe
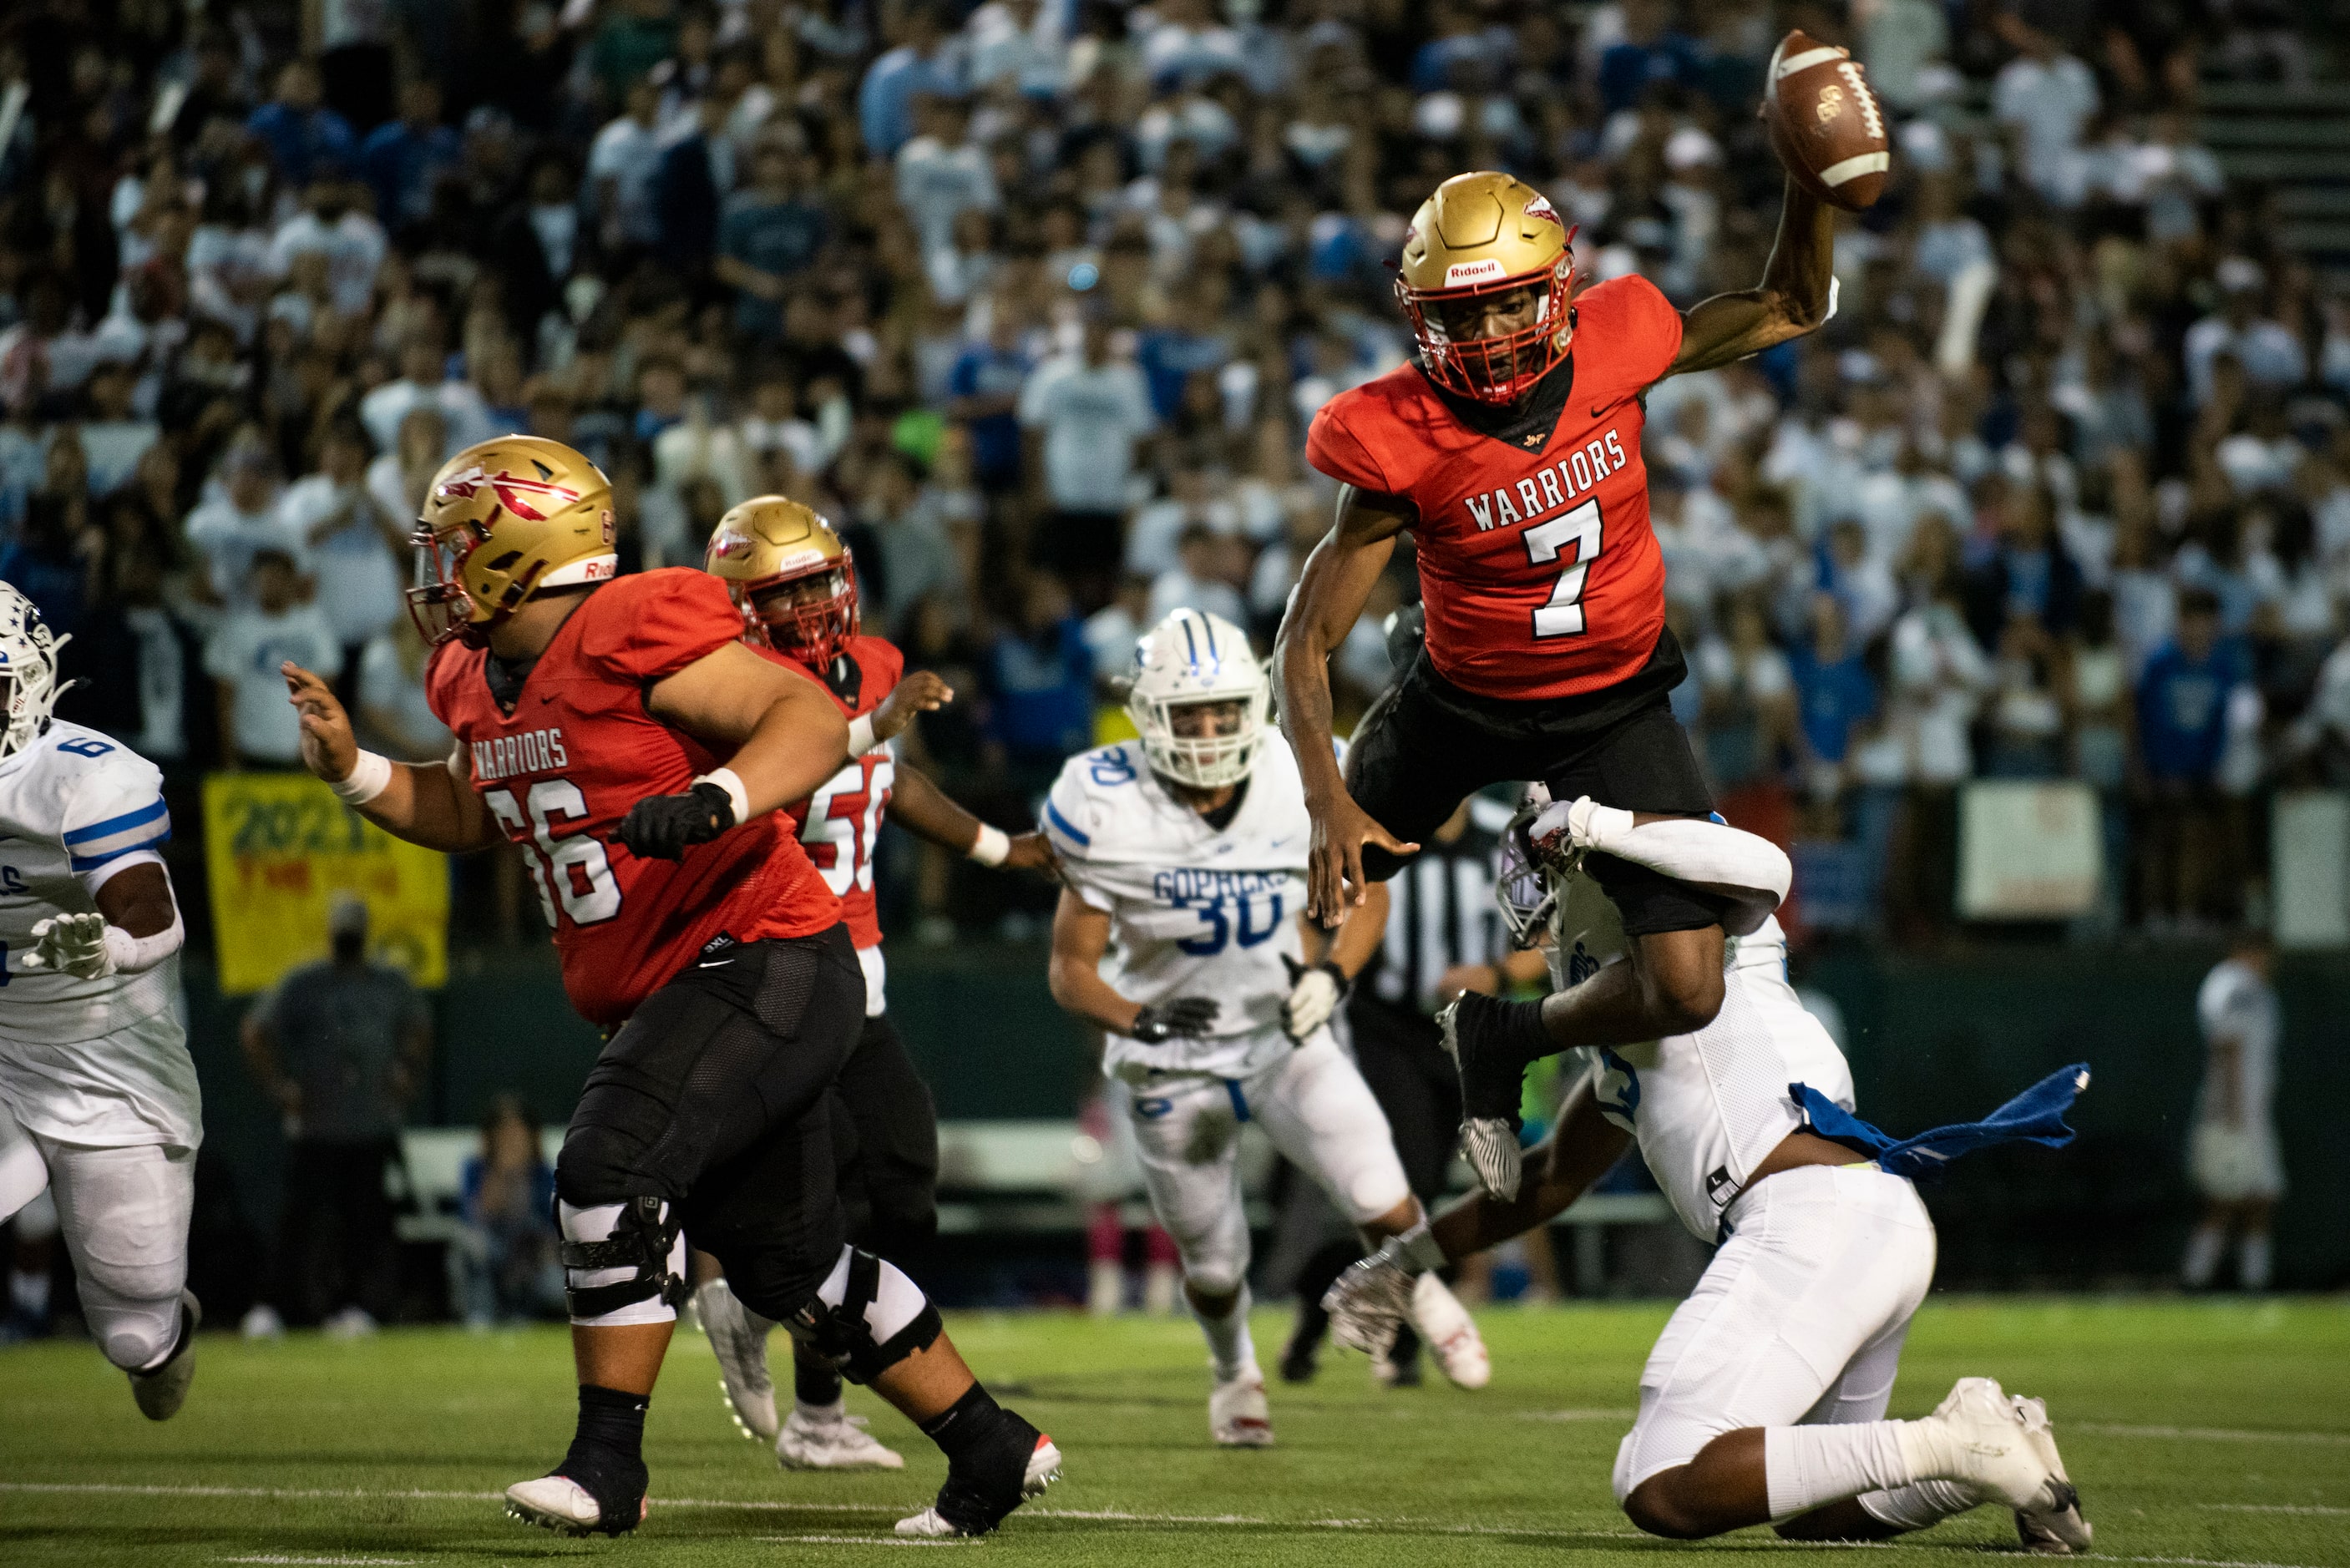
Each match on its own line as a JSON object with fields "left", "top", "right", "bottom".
{"left": 1114, "top": 1037, "right": 1412, "bottom": 1297}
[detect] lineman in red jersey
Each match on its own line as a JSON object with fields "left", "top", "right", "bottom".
{"left": 280, "top": 438, "right": 1059, "bottom": 1541}
{"left": 686, "top": 496, "right": 1053, "bottom": 1471}
{"left": 1276, "top": 151, "right": 1840, "bottom": 1183}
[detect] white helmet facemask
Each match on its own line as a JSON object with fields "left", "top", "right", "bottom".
{"left": 1127, "top": 609, "right": 1269, "bottom": 791}
{"left": 0, "top": 584, "right": 68, "bottom": 763}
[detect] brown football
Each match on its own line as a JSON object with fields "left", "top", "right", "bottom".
{"left": 1763, "top": 30, "right": 1890, "bottom": 212}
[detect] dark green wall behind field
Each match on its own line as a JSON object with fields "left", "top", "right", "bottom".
{"left": 180, "top": 942, "right": 2350, "bottom": 1290}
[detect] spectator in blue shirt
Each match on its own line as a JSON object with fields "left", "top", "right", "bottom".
{"left": 1597, "top": 0, "right": 1708, "bottom": 115}
{"left": 946, "top": 312, "right": 1031, "bottom": 494}
{"left": 246, "top": 59, "right": 358, "bottom": 191}
{"left": 1787, "top": 592, "right": 1878, "bottom": 788}
{"left": 360, "top": 79, "right": 462, "bottom": 231}
{"left": 986, "top": 570, "right": 1095, "bottom": 792}
{"left": 452, "top": 1095, "right": 564, "bottom": 1328}
{"left": 858, "top": 4, "right": 963, "bottom": 160}
{"left": 2135, "top": 588, "right": 2241, "bottom": 927}
{"left": 715, "top": 140, "right": 828, "bottom": 340}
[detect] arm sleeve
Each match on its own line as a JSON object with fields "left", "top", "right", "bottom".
{"left": 1304, "top": 398, "right": 1398, "bottom": 495}
{"left": 577, "top": 571, "right": 747, "bottom": 684}
{"left": 62, "top": 751, "right": 173, "bottom": 893}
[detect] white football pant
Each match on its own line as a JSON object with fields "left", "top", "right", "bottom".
{"left": 1116, "top": 1037, "right": 1413, "bottom": 1296}
{"left": 0, "top": 1100, "right": 192, "bottom": 1369}
{"left": 1613, "top": 1163, "right": 1937, "bottom": 1502}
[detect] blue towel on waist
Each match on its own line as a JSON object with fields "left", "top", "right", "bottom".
{"left": 1789, "top": 1063, "right": 2091, "bottom": 1182}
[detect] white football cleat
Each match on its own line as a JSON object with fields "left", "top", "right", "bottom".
{"left": 1208, "top": 1365, "right": 1275, "bottom": 1447}
{"left": 2010, "top": 1393, "right": 2092, "bottom": 1553}
{"left": 504, "top": 1474, "right": 643, "bottom": 1537}
{"left": 1407, "top": 1272, "right": 1490, "bottom": 1390}
{"left": 1919, "top": 1378, "right": 2079, "bottom": 1520}
{"left": 777, "top": 1406, "right": 906, "bottom": 1470}
{"left": 128, "top": 1290, "right": 200, "bottom": 1421}
{"left": 693, "top": 1278, "right": 777, "bottom": 1442}
{"left": 894, "top": 1433, "right": 1061, "bottom": 1536}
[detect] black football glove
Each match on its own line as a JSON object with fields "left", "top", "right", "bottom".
{"left": 1130, "top": 996, "right": 1218, "bottom": 1043}
{"left": 616, "top": 781, "right": 737, "bottom": 861}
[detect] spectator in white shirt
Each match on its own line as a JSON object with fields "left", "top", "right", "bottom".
{"left": 1019, "top": 316, "right": 1156, "bottom": 601}
{"left": 205, "top": 548, "right": 342, "bottom": 769}
{"left": 357, "top": 612, "right": 452, "bottom": 762}
{"left": 186, "top": 443, "right": 303, "bottom": 607}
{"left": 359, "top": 330, "right": 493, "bottom": 456}
{"left": 1146, "top": 522, "right": 1248, "bottom": 626}
{"left": 590, "top": 78, "right": 666, "bottom": 250}
{"left": 367, "top": 405, "right": 448, "bottom": 538}
{"left": 966, "top": 0, "right": 1066, "bottom": 94}
{"left": 894, "top": 94, "right": 999, "bottom": 258}
{"left": 2184, "top": 260, "right": 2310, "bottom": 406}
{"left": 1992, "top": 27, "right": 2099, "bottom": 204}
{"left": 266, "top": 176, "right": 387, "bottom": 316}
{"left": 279, "top": 417, "right": 408, "bottom": 683}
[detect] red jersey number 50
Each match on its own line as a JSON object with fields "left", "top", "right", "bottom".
{"left": 1524, "top": 497, "right": 1603, "bottom": 638}
{"left": 485, "top": 779, "right": 624, "bottom": 927}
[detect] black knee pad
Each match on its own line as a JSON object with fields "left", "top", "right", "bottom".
{"left": 782, "top": 1249, "right": 944, "bottom": 1385}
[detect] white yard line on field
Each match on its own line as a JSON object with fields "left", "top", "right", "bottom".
{"left": 2076, "top": 1423, "right": 2350, "bottom": 1446}
{"left": 2202, "top": 1505, "right": 2350, "bottom": 1516}
{"left": 757, "top": 1538, "right": 972, "bottom": 1548}
{"left": 220, "top": 1557, "right": 417, "bottom": 1565}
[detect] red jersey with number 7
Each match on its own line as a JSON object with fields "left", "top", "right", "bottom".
{"left": 424, "top": 569, "right": 842, "bottom": 1029}
{"left": 757, "top": 632, "right": 902, "bottom": 953}
{"left": 1304, "top": 273, "right": 1684, "bottom": 702}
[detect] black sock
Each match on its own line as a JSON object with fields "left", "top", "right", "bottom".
{"left": 1487, "top": 995, "right": 1556, "bottom": 1072}
{"left": 794, "top": 1343, "right": 845, "bottom": 1409}
{"left": 919, "top": 1383, "right": 1006, "bottom": 1467}
{"left": 558, "top": 1384, "right": 650, "bottom": 1536}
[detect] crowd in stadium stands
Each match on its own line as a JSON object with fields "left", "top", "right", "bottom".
{"left": 0, "top": 0, "right": 2342, "bottom": 949}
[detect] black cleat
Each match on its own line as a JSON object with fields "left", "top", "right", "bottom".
{"left": 1438, "top": 991, "right": 1536, "bottom": 1200}
{"left": 895, "top": 1412, "right": 1061, "bottom": 1537}
{"left": 1278, "top": 1324, "right": 1321, "bottom": 1384}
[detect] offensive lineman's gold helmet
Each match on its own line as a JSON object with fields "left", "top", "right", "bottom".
{"left": 703, "top": 494, "right": 859, "bottom": 666}
{"left": 408, "top": 435, "right": 617, "bottom": 647}
{"left": 1395, "top": 170, "right": 1579, "bottom": 405}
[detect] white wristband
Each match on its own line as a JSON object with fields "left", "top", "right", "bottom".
{"left": 969, "top": 822, "right": 1010, "bottom": 866}
{"left": 103, "top": 909, "right": 185, "bottom": 975}
{"left": 327, "top": 750, "right": 393, "bottom": 806}
{"left": 846, "top": 713, "right": 879, "bottom": 756}
{"left": 692, "top": 766, "right": 751, "bottom": 825}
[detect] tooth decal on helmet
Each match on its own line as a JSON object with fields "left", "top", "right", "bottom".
{"left": 701, "top": 495, "right": 860, "bottom": 668}
{"left": 1128, "top": 609, "right": 1269, "bottom": 791}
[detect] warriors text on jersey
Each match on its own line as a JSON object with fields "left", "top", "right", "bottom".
{"left": 1547, "top": 869, "right": 1848, "bottom": 1241}
{"left": 1305, "top": 275, "right": 1684, "bottom": 702}
{"left": 0, "top": 721, "right": 199, "bottom": 1149}
{"left": 1042, "top": 738, "right": 1324, "bottom": 1080}
{"left": 426, "top": 569, "right": 841, "bottom": 1028}
{"left": 761, "top": 633, "right": 900, "bottom": 1015}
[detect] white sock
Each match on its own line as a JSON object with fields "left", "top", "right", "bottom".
{"left": 9, "top": 1267, "right": 49, "bottom": 1319}
{"left": 2183, "top": 1224, "right": 2226, "bottom": 1287}
{"left": 1763, "top": 1422, "right": 1920, "bottom": 1520}
{"left": 1858, "top": 1478, "right": 1981, "bottom": 1532}
{"left": 1190, "top": 1283, "right": 1256, "bottom": 1381}
{"left": 2240, "top": 1234, "right": 2272, "bottom": 1291}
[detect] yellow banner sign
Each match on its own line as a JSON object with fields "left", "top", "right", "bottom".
{"left": 202, "top": 771, "right": 449, "bottom": 995}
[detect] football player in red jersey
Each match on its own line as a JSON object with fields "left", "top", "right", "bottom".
{"left": 1277, "top": 129, "right": 1846, "bottom": 1191}
{"left": 280, "top": 438, "right": 1059, "bottom": 1540}
{"left": 686, "top": 495, "right": 1054, "bottom": 1471}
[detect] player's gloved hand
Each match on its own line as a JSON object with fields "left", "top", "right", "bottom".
{"left": 19, "top": 913, "right": 114, "bottom": 979}
{"left": 1280, "top": 954, "right": 1347, "bottom": 1040}
{"left": 1129, "top": 996, "right": 1218, "bottom": 1043}
{"left": 616, "top": 782, "right": 737, "bottom": 861}
{"left": 1322, "top": 1237, "right": 1417, "bottom": 1358}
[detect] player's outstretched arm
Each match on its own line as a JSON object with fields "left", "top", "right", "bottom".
{"left": 869, "top": 670, "right": 955, "bottom": 746}
{"left": 888, "top": 763, "right": 1053, "bottom": 872}
{"left": 18, "top": 862, "right": 185, "bottom": 979}
{"left": 1428, "top": 1076, "right": 1634, "bottom": 1261}
{"left": 283, "top": 662, "right": 502, "bottom": 852}
{"left": 1666, "top": 175, "right": 1836, "bottom": 377}
{"left": 1275, "top": 485, "right": 1420, "bottom": 926}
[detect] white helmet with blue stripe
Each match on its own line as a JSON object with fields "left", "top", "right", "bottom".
{"left": 1127, "top": 608, "right": 1269, "bottom": 790}
{"left": 0, "top": 582, "right": 69, "bottom": 762}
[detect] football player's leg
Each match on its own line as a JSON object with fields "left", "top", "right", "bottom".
{"left": 1122, "top": 1075, "right": 1268, "bottom": 1443}
{"left": 1257, "top": 1042, "right": 1488, "bottom": 1388}
{"left": 1342, "top": 670, "right": 1510, "bottom": 883}
{"left": 0, "top": 1101, "right": 48, "bottom": 1222}
{"left": 42, "top": 1135, "right": 199, "bottom": 1415}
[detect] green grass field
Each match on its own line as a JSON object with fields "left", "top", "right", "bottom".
{"left": 3, "top": 1297, "right": 2346, "bottom": 1567}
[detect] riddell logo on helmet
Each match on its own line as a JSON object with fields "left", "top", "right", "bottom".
{"left": 580, "top": 558, "right": 615, "bottom": 582}
{"left": 1444, "top": 258, "right": 1507, "bottom": 286}
{"left": 436, "top": 466, "right": 584, "bottom": 524}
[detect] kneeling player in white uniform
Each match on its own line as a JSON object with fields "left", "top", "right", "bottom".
{"left": 1043, "top": 609, "right": 1487, "bottom": 1446}
{"left": 1325, "top": 799, "right": 2092, "bottom": 1550}
{"left": 0, "top": 584, "right": 200, "bottom": 1417}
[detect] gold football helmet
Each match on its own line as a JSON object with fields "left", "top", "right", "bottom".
{"left": 703, "top": 494, "right": 859, "bottom": 666}
{"left": 1395, "top": 170, "right": 1579, "bottom": 404}
{"left": 408, "top": 435, "right": 617, "bottom": 647}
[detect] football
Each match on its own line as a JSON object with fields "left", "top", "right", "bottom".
{"left": 1763, "top": 30, "right": 1891, "bottom": 211}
